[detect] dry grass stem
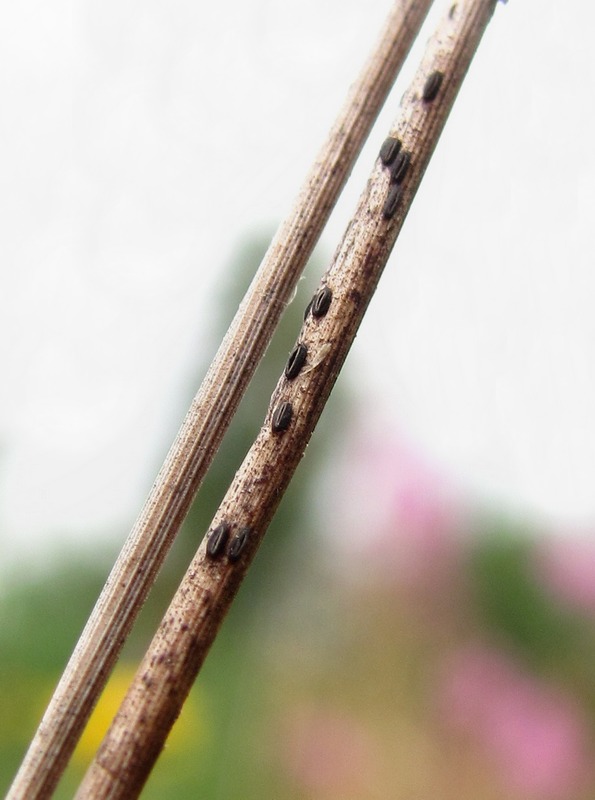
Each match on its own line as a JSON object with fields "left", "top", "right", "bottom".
{"left": 76, "top": 1, "right": 505, "bottom": 797}
{"left": 7, "top": 3, "right": 434, "bottom": 798}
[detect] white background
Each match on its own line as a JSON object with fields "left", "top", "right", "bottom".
{"left": 1, "top": 0, "right": 594, "bottom": 574}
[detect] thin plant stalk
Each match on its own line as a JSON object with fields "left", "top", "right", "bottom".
{"left": 75, "top": 1, "right": 506, "bottom": 797}
{"left": 6, "top": 3, "right": 435, "bottom": 798}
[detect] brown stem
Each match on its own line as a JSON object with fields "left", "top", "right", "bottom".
{"left": 6, "top": 3, "right": 434, "bottom": 799}
{"left": 75, "top": 1, "right": 504, "bottom": 797}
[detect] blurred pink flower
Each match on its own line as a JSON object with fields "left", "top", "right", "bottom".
{"left": 281, "top": 707, "right": 378, "bottom": 795}
{"left": 330, "top": 424, "right": 466, "bottom": 589}
{"left": 533, "top": 536, "right": 595, "bottom": 616}
{"left": 438, "top": 645, "right": 593, "bottom": 799}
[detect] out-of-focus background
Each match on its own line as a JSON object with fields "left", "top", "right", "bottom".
{"left": 1, "top": 1, "right": 594, "bottom": 797}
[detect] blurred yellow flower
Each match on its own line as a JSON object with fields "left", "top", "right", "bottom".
{"left": 73, "top": 664, "right": 206, "bottom": 766}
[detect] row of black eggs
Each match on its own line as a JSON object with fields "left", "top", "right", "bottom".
{"left": 266, "top": 74, "right": 445, "bottom": 440}
{"left": 206, "top": 522, "right": 250, "bottom": 561}
{"left": 264, "top": 69, "right": 443, "bottom": 437}
{"left": 204, "top": 284, "right": 333, "bottom": 563}
{"left": 268, "top": 75, "right": 445, "bottom": 415}
{"left": 380, "top": 69, "right": 444, "bottom": 219}
{"left": 205, "top": 71, "right": 445, "bottom": 563}
{"left": 269, "top": 284, "right": 333, "bottom": 434}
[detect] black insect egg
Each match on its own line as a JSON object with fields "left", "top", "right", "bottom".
{"left": 272, "top": 401, "right": 293, "bottom": 433}
{"left": 285, "top": 343, "right": 308, "bottom": 380}
{"left": 422, "top": 71, "right": 444, "bottom": 103}
{"left": 206, "top": 522, "right": 230, "bottom": 559}
{"left": 379, "top": 136, "right": 401, "bottom": 166}
{"left": 390, "top": 150, "right": 411, "bottom": 184}
{"left": 304, "top": 285, "right": 332, "bottom": 320}
{"left": 228, "top": 527, "right": 251, "bottom": 562}
{"left": 312, "top": 286, "right": 332, "bottom": 318}
{"left": 382, "top": 184, "right": 402, "bottom": 220}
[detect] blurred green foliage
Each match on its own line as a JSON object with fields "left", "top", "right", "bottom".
{"left": 469, "top": 520, "right": 595, "bottom": 720}
{"left": 470, "top": 524, "right": 580, "bottom": 663}
{"left": 0, "top": 558, "right": 107, "bottom": 794}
